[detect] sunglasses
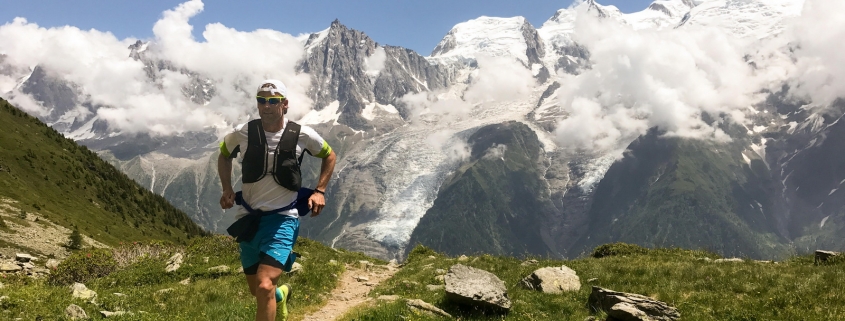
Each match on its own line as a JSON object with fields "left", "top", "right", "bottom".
{"left": 256, "top": 96, "right": 285, "bottom": 105}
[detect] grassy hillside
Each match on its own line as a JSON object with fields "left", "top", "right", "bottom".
{"left": 0, "top": 98, "right": 206, "bottom": 250}
{"left": 2, "top": 238, "right": 842, "bottom": 320}
{"left": 406, "top": 121, "right": 557, "bottom": 258}
{"left": 344, "top": 244, "right": 845, "bottom": 320}
{"left": 0, "top": 236, "right": 375, "bottom": 320}
{"left": 573, "top": 128, "right": 792, "bottom": 260}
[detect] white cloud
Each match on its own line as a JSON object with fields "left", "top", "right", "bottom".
{"left": 482, "top": 143, "right": 507, "bottom": 160}
{"left": 786, "top": 0, "right": 845, "bottom": 106}
{"left": 0, "top": 0, "right": 310, "bottom": 136}
{"left": 552, "top": 7, "right": 765, "bottom": 155}
{"left": 463, "top": 55, "right": 535, "bottom": 103}
{"left": 364, "top": 46, "right": 387, "bottom": 77}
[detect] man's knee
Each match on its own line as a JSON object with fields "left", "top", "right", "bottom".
{"left": 256, "top": 277, "right": 276, "bottom": 296}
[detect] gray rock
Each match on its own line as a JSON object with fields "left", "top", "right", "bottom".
{"left": 100, "top": 311, "right": 131, "bottom": 318}
{"left": 358, "top": 260, "right": 373, "bottom": 269}
{"left": 112, "top": 293, "right": 126, "bottom": 297}
{"left": 14, "top": 254, "right": 33, "bottom": 262}
{"left": 354, "top": 276, "right": 369, "bottom": 282}
{"left": 208, "top": 265, "right": 230, "bottom": 273}
{"left": 457, "top": 255, "right": 469, "bottom": 262}
{"left": 435, "top": 269, "right": 446, "bottom": 275}
{"left": 588, "top": 286, "right": 680, "bottom": 321}
{"left": 71, "top": 283, "right": 97, "bottom": 301}
{"left": 165, "top": 253, "right": 183, "bottom": 273}
{"left": 20, "top": 262, "right": 34, "bottom": 270}
{"left": 65, "top": 304, "right": 89, "bottom": 320}
{"left": 377, "top": 295, "right": 400, "bottom": 301}
{"left": 0, "top": 263, "right": 22, "bottom": 272}
{"left": 444, "top": 264, "right": 511, "bottom": 311}
{"left": 521, "top": 265, "right": 581, "bottom": 293}
{"left": 815, "top": 250, "right": 839, "bottom": 264}
{"left": 45, "top": 259, "right": 60, "bottom": 269}
{"left": 426, "top": 284, "right": 444, "bottom": 291}
{"left": 287, "top": 262, "right": 302, "bottom": 274}
{"left": 179, "top": 278, "right": 191, "bottom": 285}
{"left": 237, "top": 266, "right": 244, "bottom": 273}
{"left": 407, "top": 299, "right": 453, "bottom": 318}
{"left": 520, "top": 259, "right": 539, "bottom": 266}
{"left": 435, "top": 275, "right": 445, "bottom": 283}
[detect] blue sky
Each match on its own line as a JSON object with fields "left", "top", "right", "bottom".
{"left": 1, "top": 0, "right": 654, "bottom": 55}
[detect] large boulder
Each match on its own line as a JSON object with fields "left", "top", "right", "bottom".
{"left": 65, "top": 304, "right": 89, "bottom": 320}
{"left": 588, "top": 287, "right": 680, "bottom": 321}
{"left": 520, "top": 265, "right": 581, "bottom": 293}
{"left": 444, "top": 264, "right": 511, "bottom": 311}
{"left": 815, "top": 250, "right": 839, "bottom": 264}
{"left": 165, "top": 253, "right": 183, "bottom": 272}
{"left": 15, "top": 253, "right": 34, "bottom": 262}
{"left": 71, "top": 283, "right": 97, "bottom": 301}
{"left": 0, "top": 262, "right": 22, "bottom": 272}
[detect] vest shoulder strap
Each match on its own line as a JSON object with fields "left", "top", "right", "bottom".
{"left": 279, "top": 121, "right": 301, "bottom": 151}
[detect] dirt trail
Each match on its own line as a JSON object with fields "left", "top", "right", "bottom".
{"left": 301, "top": 261, "right": 399, "bottom": 321}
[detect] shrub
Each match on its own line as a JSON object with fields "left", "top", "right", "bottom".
{"left": 187, "top": 235, "right": 238, "bottom": 257}
{"left": 66, "top": 228, "right": 84, "bottom": 250}
{"left": 48, "top": 249, "right": 117, "bottom": 285}
{"left": 406, "top": 244, "right": 440, "bottom": 263}
{"left": 112, "top": 240, "right": 180, "bottom": 268}
{"left": 591, "top": 242, "right": 650, "bottom": 258}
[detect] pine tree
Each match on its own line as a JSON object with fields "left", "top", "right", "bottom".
{"left": 67, "top": 228, "right": 84, "bottom": 250}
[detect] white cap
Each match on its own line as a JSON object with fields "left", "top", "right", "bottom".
{"left": 257, "top": 79, "right": 287, "bottom": 97}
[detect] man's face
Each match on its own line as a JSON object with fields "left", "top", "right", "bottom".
{"left": 256, "top": 90, "right": 288, "bottom": 122}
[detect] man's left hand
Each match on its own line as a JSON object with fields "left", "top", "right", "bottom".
{"left": 308, "top": 192, "right": 326, "bottom": 217}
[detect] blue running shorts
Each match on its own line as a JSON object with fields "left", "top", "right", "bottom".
{"left": 239, "top": 214, "right": 299, "bottom": 274}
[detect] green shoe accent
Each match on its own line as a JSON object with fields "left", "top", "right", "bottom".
{"left": 278, "top": 284, "right": 292, "bottom": 320}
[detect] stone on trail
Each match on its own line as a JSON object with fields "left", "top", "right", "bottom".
{"left": 65, "top": 304, "right": 89, "bottom": 320}
{"left": 588, "top": 286, "right": 680, "bottom": 321}
{"left": 406, "top": 299, "right": 453, "bottom": 318}
{"left": 444, "top": 264, "right": 511, "bottom": 311}
{"left": 15, "top": 253, "right": 34, "bottom": 262}
{"left": 165, "top": 253, "right": 183, "bottom": 272}
{"left": 0, "top": 263, "right": 21, "bottom": 273}
{"left": 520, "top": 265, "right": 581, "bottom": 293}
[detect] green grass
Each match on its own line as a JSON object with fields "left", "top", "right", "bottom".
{"left": 0, "top": 98, "right": 207, "bottom": 250}
{"left": 341, "top": 245, "right": 845, "bottom": 321}
{"left": 0, "top": 236, "right": 378, "bottom": 320}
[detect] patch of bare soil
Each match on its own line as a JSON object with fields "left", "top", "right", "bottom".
{"left": 301, "top": 261, "right": 399, "bottom": 321}
{"left": 0, "top": 197, "right": 106, "bottom": 259}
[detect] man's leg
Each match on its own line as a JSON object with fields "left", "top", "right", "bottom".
{"left": 255, "top": 262, "right": 284, "bottom": 321}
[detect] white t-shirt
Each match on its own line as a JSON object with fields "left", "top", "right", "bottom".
{"left": 221, "top": 119, "right": 331, "bottom": 219}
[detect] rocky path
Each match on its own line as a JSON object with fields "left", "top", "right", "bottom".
{"left": 301, "top": 261, "right": 399, "bottom": 321}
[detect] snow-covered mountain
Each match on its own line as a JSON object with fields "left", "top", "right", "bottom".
{"left": 3, "top": 0, "right": 842, "bottom": 260}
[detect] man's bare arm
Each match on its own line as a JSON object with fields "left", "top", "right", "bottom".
{"left": 218, "top": 153, "right": 235, "bottom": 209}
{"left": 309, "top": 150, "right": 336, "bottom": 216}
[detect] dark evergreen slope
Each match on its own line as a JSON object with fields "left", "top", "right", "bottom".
{"left": 570, "top": 128, "right": 791, "bottom": 259}
{"left": 405, "top": 121, "right": 558, "bottom": 257}
{"left": 0, "top": 98, "right": 207, "bottom": 245}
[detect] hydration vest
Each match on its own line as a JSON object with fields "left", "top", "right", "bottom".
{"left": 241, "top": 119, "right": 304, "bottom": 191}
